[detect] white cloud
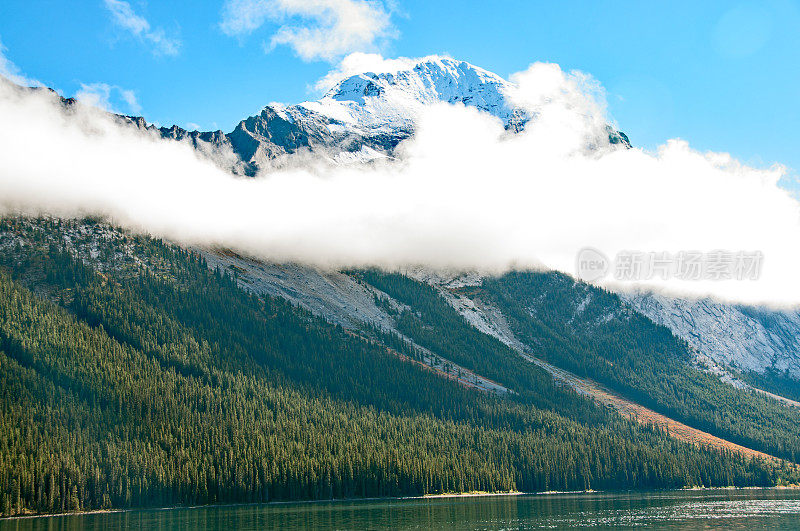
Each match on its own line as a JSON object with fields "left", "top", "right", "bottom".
{"left": 1, "top": 62, "right": 799, "bottom": 306}
{"left": 220, "top": 0, "right": 396, "bottom": 61}
{"left": 117, "top": 87, "right": 141, "bottom": 114}
{"left": 0, "top": 37, "right": 41, "bottom": 87}
{"left": 103, "top": 0, "right": 181, "bottom": 57}
{"left": 75, "top": 82, "right": 142, "bottom": 114}
{"left": 313, "top": 52, "right": 428, "bottom": 92}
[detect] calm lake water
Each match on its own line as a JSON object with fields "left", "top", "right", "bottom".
{"left": 2, "top": 489, "right": 800, "bottom": 530}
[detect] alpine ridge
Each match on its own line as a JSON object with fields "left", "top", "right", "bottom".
{"left": 119, "top": 56, "right": 630, "bottom": 174}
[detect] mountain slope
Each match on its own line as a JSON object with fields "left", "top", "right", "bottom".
{"left": 182, "top": 244, "right": 800, "bottom": 462}
{"left": 473, "top": 271, "right": 800, "bottom": 462}
{"left": 2, "top": 217, "right": 790, "bottom": 517}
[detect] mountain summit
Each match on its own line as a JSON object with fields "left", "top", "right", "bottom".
{"left": 224, "top": 57, "right": 522, "bottom": 172}
{"left": 305, "top": 57, "right": 517, "bottom": 132}
{"left": 125, "top": 57, "right": 627, "bottom": 174}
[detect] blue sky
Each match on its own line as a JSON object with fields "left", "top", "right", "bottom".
{"left": 1, "top": 0, "right": 798, "bottom": 186}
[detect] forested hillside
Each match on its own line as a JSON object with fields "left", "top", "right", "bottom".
{"left": 0, "top": 219, "right": 795, "bottom": 517}
{"left": 735, "top": 368, "right": 800, "bottom": 404}
{"left": 478, "top": 272, "right": 800, "bottom": 462}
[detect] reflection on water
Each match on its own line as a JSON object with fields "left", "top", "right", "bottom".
{"left": 2, "top": 489, "right": 800, "bottom": 530}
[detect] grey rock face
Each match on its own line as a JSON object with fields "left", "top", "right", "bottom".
{"left": 622, "top": 291, "right": 800, "bottom": 379}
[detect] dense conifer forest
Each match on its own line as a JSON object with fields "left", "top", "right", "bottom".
{"left": 353, "top": 270, "right": 800, "bottom": 462}
{"left": 735, "top": 368, "right": 800, "bottom": 404}
{"left": 0, "top": 219, "right": 796, "bottom": 517}
{"left": 480, "top": 272, "right": 800, "bottom": 462}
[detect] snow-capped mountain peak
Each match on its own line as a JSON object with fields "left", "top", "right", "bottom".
{"left": 299, "top": 57, "right": 516, "bottom": 134}
{"left": 122, "top": 55, "right": 626, "bottom": 174}
{"left": 327, "top": 58, "right": 512, "bottom": 111}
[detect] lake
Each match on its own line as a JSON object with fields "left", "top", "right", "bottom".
{"left": 2, "top": 489, "right": 800, "bottom": 529}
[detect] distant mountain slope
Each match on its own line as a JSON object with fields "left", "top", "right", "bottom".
{"left": 472, "top": 271, "right": 800, "bottom": 462}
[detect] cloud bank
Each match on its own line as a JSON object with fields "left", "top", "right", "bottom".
{"left": 220, "top": 0, "right": 396, "bottom": 61}
{"left": 0, "top": 59, "right": 799, "bottom": 306}
{"left": 103, "top": 0, "right": 181, "bottom": 57}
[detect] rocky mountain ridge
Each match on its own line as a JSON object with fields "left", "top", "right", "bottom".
{"left": 622, "top": 291, "right": 800, "bottom": 381}
{"left": 120, "top": 56, "right": 629, "bottom": 174}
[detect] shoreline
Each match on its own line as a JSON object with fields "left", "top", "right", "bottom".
{"left": 3, "top": 485, "right": 799, "bottom": 521}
